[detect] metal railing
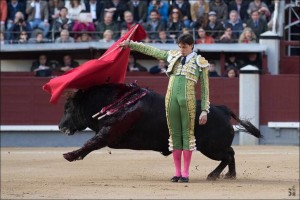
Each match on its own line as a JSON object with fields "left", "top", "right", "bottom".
{"left": 284, "top": 1, "right": 300, "bottom": 56}
{"left": 2, "top": 29, "right": 244, "bottom": 45}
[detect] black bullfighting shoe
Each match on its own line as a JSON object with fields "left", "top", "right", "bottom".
{"left": 178, "top": 177, "right": 189, "bottom": 183}
{"left": 170, "top": 176, "right": 181, "bottom": 182}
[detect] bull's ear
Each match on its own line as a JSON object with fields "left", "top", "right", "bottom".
{"left": 63, "top": 89, "right": 78, "bottom": 99}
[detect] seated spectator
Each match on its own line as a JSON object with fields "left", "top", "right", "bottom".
{"left": 182, "top": 27, "right": 191, "bottom": 35}
{"left": 224, "top": 54, "right": 242, "bottom": 70}
{"left": 96, "top": 11, "right": 119, "bottom": 39}
{"left": 127, "top": 0, "right": 148, "bottom": 24}
{"left": 103, "top": 0, "right": 128, "bottom": 24}
{"left": 26, "top": 0, "right": 50, "bottom": 37}
{"left": 65, "top": 0, "right": 86, "bottom": 21}
{"left": 167, "top": 8, "right": 185, "bottom": 40}
{"left": 228, "top": 0, "right": 250, "bottom": 23}
{"left": 59, "top": 54, "right": 79, "bottom": 72}
{"left": 155, "top": 30, "right": 175, "bottom": 44}
{"left": 247, "top": 0, "right": 270, "bottom": 22}
{"left": 209, "top": 0, "right": 228, "bottom": 24}
{"left": 121, "top": 11, "right": 137, "bottom": 31}
{"left": 205, "top": 11, "right": 224, "bottom": 39}
{"left": 55, "top": 29, "right": 75, "bottom": 43}
{"left": 246, "top": 10, "right": 268, "bottom": 42}
{"left": 224, "top": 67, "right": 239, "bottom": 78}
{"left": 31, "top": 54, "right": 52, "bottom": 77}
{"left": 84, "top": 0, "right": 104, "bottom": 24}
{"left": 72, "top": 12, "right": 96, "bottom": 39}
{"left": 6, "top": 0, "right": 26, "bottom": 31}
{"left": 169, "top": 0, "right": 191, "bottom": 27}
{"left": 28, "top": 32, "right": 50, "bottom": 43}
{"left": 224, "top": 10, "right": 244, "bottom": 38}
{"left": 190, "top": 0, "right": 209, "bottom": 29}
{"left": 8, "top": 11, "right": 32, "bottom": 42}
{"left": 127, "top": 54, "right": 147, "bottom": 72}
{"left": 219, "top": 27, "right": 237, "bottom": 43}
{"left": 241, "top": 52, "right": 262, "bottom": 70}
{"left": 99, "top": 29, "right": 115, "bottom": 43}
{"left": 0, "top": 31, "right": 8, "bottom": 45}
{"left": 76, "top": 31, "right": 92, "bottom": 42}
{"left": 142, "top": 36, "right": 152, "bottom": 43}
{"left": 195, "top": 27, "right": 214, "bottom": 44}
{"left": 0, "top": 0, "right": 7, "bottom": 32}
{"left": 53, "top": 7, "right": 74, "bottom": 38}
{"left": 149, "top": 59, "right": 168, "bottom": 74}
{"left": 48, "top": 0, "right": 65, "bottom": 25}
{"left": 238, "top": 27, "right": 257, "bottom": 43}
{"left": 120, "top": 28, "right": 128, "bottom": 37}
{"left": 147, "top": 0, "right": 169, "bottom": 24}
{"left": 17, "top": 30, "right": 29, "bottom": 44}
{"left": 208, "top": 61, "right": 220, "bottom": 77}
{"left": 143, "top": 9, "right": 166, "bottom": 42}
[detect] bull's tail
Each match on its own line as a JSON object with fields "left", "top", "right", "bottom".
{"left": 230, "top": 110, "right": 263, "bottom": 138}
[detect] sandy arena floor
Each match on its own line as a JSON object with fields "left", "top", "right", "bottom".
{"left": 1, "top": 146, "right": 299, "bottom": 199}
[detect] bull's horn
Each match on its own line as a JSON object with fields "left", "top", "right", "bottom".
{"left": 92, "top": 112, "right": 100, "bottom": 118}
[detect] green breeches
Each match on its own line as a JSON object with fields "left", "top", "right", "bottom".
{"left": 165, "top": 75, "right": 197, "bottom": 151}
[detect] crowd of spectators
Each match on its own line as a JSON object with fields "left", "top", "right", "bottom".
{"left": 0, "top": 0, "right": 276, "bottom": 44}
{"left": 0, "top": 0, "right": 270, "bottom": 75}
{"left": 207, "top": 51, "right": 262, "bottom": 78}
{"left": 30, "top": 53, "right": 79, "bottom": 77}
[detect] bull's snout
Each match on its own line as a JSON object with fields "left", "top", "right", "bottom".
{"left": 59, "top": 126, "right": 73, "bottom": 135}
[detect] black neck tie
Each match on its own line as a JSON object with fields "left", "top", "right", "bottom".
{"left": 181, "top": 56, "right": 186, "bottom": 65}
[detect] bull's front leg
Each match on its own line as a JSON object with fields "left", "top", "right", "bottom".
{"left": 63, "top": 127, "right": 110, "bottom": 162}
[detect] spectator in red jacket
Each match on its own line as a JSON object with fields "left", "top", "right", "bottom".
{"left": 72, "top": 12, "right": 95, "bottom": 39}
{"left": 0, "top": 0, "right": 7, "bottom": 32}
{"left": 195, "top": 27, "right": 215, "bottom": 44}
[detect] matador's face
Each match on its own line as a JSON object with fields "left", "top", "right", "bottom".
{"left": 178, "top": 43, "right": 193, "bottom": 57}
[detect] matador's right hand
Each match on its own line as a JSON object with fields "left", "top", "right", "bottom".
{"left": 119, "top": 39, "right": 130, "bottom": 49}
{"left": 199, "top": 111, "right": 208, "bottom": 125}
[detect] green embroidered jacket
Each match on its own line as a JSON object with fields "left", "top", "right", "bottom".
{"left": 129, "top": 41, "right": 210, "bottom": 112}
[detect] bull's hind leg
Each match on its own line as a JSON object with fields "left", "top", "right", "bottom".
{"left": 206, "top": 160, "right": 228, "bottom": 181}
{"left": 63, "top": 127, "right": 110, "bottom": 162}
{"left": 206, "top": 148, "right": 236, "bottom": 181}
{"left": 224, "top": 147, "right": 236, "bottom": 179}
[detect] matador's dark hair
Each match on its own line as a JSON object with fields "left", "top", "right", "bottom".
{"left": 177, "top": 34, "right": 194, "bottom": 49}
{"left": 177, "top": 34, "right": 194, "bottom": 45}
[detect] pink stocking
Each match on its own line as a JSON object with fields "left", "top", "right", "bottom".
{"left": 182, "top": 150, "right": 192, "bottom": 178}
{"left": 172, "top": 150, "right": 182, "bottom": 177}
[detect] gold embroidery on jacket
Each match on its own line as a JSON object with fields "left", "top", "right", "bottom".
{"left": 186, "top": 79, "right": 197, "bottom": 151}
{"left": 175, "top": 56, "right": 199, "bottom": 83}
{"left": 196, "top": 55, "right": 210, "bottom": 71}
{"left": 165, "top": 76, "right": 175, "bottom": 151}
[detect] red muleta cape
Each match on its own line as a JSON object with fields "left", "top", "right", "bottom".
{"left": 42, "top": 24, "right": 147, "bottom": 104}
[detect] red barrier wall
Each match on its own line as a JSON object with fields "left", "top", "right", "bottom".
{"left": 260, "top": 75, "right": 300, "bottom": 124}
{"left": 1, "top": 73, "right": 299, "bottom": 125}
{"left": 1, "top": 76, "right": 65, "bottom": 125}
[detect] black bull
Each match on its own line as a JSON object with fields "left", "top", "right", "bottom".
{"left": 59, "top": 83, "right": 262, "bottom": 180}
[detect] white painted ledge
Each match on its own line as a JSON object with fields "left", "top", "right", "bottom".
{"left": 1, "top": 125, "right": 241, "bottom": 132}
{"left": 268, "top": 122, "right": 300, "bottom": 129}
{"left": 0, "top": 125, "right": 92, "bottom": 131}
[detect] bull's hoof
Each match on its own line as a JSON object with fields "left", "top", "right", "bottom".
{"left": 224, "top": 172, "right": 236, "bottom": 179}
{"left": 63, "top": 152, "right": 80, "bottom": 162}
{"left": 161, "top": 151, "right": 172, "bottom": 156}
{"left": 206, "top": 173, "right": 219, "bottom": 181}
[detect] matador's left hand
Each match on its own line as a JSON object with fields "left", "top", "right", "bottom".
{"left": 199, "top": 111, "right": 208, "bottom": 125}
{"left": 118, "top": 39, "right": 130, "bottom": 49}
